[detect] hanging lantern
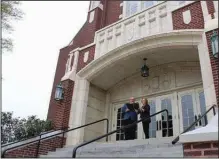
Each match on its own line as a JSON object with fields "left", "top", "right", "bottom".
{"left": 210, "top": 30, "right": 218, "bottom": 58}
{"left": 141, "top": 58, "right": 149, "bottom": 77}
{"left": 55, "top": 82, "right": 64, "bottom": 101}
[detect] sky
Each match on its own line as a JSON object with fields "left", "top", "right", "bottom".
{"left": 2, "top": 1, "right": 90, "bottom": 120}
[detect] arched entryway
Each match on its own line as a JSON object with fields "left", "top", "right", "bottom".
{"left": 66, "top": 30, "right": 217, "bottom": 145}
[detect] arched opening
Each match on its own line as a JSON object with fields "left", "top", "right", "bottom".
{"left": 67, "top": 30, "right": 216, "bottom": 145}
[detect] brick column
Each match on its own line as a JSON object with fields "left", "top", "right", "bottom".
{"left": 54, "top": 79, "right": 74, "bottom": 129}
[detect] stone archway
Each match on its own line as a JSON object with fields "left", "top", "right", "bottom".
{"left": 66, "top": 30, "right": 217, "bottom": 145}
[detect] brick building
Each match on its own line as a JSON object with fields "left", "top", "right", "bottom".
{"left": 3, "top": 1, "right": 218, "bottom": 158}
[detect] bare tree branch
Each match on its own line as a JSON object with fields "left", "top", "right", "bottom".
{"left": 1, "top": 1, "right": 24, "bottom": 53}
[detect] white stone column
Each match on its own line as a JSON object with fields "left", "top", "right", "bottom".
{"left": 61, "top": 50, "right": 79, "bottom": 81}
{"left": 197, "top": 33, "right": 217, "bottom": 121}
{"left": 66, "top": 75, "right": 90, "bottom": 146}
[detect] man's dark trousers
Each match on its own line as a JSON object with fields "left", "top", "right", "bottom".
{"left": 123, "top": 118, "right": 136, "bottom": 140}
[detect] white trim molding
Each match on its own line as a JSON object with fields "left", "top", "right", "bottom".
{"left": 71, "top": 43, "right": 95, "bottom": 53}
{"left": 61, "top": 51, "right": 79, "bottom": 81}
{"left": 204, "top": 18, "right": 218, "bottom": 32}
{"left": 78, "top": 30, "right": 204, "bottom": 80}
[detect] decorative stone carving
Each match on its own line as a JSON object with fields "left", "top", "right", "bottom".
{"left": 84, "top": 51, "right": 89, "bottom": 63}
{"left": 126, "top": 22, "right": 135, "bottom": 41}
{"left": 152, "top": 76, "right": 159, "bottom": 89}
{"left": 142, "top": 79, "right": 150, "bottom": 94}
{"left": 161, "top": 73, "right": 171, "bottom": 90}
{"left": 182, "top": 10, "right": 191, "bottom": 24}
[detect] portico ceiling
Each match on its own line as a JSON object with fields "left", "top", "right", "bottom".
{"left": 91, "top": 46, "right": 200, "bottom": 90}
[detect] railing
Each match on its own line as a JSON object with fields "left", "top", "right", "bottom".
{"left": 172, "top": 105, "right": 216, "bottom": 145}
{"left": 1, "top": 127, "right": 67, "bottom": 148}
{"left": 1, "top": 118, "right": 109, "bottom": 158}
{"left": 72, "top": 109, "right": 169, "bottom": 158}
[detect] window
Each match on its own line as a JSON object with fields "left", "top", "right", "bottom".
{"left": 126, "top": 1, "right": 138, "bottom": 17}
{"left": 125, "top": 1, "right": 159, "bottom": 17}
{"left": 142, "top": 1, "right": 156, "bottom": 10}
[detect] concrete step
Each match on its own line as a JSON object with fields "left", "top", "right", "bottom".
{"left": 40, "top": 138, "right": 183, "bottom": 158}
{"left": 44, "top": 144, "right": 182, "bottom": 158}
{"left": 55, "top": 137, "right": 175, "bottom": 151}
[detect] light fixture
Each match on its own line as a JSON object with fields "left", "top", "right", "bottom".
{"left": 210, "top": 30, "right": 218, "bottom": 58}
{"left": 141, "top": 58, "right": 149, "bottom": 77}
{"left": 55, "top": 82, "right": 64, "bottom": 101}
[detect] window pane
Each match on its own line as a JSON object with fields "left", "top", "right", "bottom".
{"left": 188, "top": 117, "right": 195, "bottom": 125}
{"left": 152, "top": 130, "right": 156, "bottom": 138}
{"left": 183, "top": 118, "right": 188, "bottom": 127}
{"left": 151, "top": 122, "right": 156, "bottom": 130}
{"left": 126, "top": 1, "right": 138, "bottom": 17}
{"left": 143, "top": 1, "right": 155, "bottom": 9}
{"left": 199, "top": 92, "right": 206, "bottom": 115}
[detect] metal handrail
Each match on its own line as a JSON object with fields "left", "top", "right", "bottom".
{"left": 72, "top": 109, "right": 169, "bottom": 158}
{"left": 1, "top": 118, "right": 109, "bottom": 158}
{"left": 1, "top": 127, "right": 66, "bottom": 148}
{"left": 172, "top": 104, "right": 216, "bottom": 145}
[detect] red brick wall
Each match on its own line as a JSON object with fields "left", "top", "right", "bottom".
{"left": 104, "top": 0, "right": 122, "bottom": 27}
{"left": 76, "top": 46, "right": 95, "bottom": 73}
{"left": 53, "top": 80, "right": 74, "bottom": 129}
{"left": 47, "top": 47, "right": 71, "bottom": 126}
{"left": 172, "top": 1, "right": 204, "bottom": 30}
{"left": 206, "top": 29, "right": 219, "bottom": 106}
{"left": 183, "top": 141, "right": 218, "bottom": 157}
{"left": 206, "top": 1, "right": 215, "bottom": 19}
{"left": 47, "top": 1, "right": 123, "bottom": 126}
{"left": 47, "top": 4, "right": 104, "bottom": 126}
{"left": 68, "top": 7, "right": 103, "bottom": 50}
{"left": 4, "top": 136, "right": 66, "bottom": 158}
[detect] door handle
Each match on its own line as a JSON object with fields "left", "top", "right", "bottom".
{"left": 195, "top": 115, "right": 198, "bottom": 126}
{"left": 159, "top": 120, "right": 161, "bottom": 130}
{"left": 198, "top": 114, "right": 202, "bottom": 126}
{"left": 156, "top": 121, "right": 158, "bottom": 131}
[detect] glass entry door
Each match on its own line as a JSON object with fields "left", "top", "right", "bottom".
{"left": 156, "top": 94, "right": 175, "bottom": 138}
{"left": 112, "top": 102, "right": 139, "bottom": 141}
{"left": 195, "top": 88, "right": 208, "bottom": 127}
{"left": 111, "top": 104, "right": 125, "bottom": 141}
{"left": 178, "top": 88, "right": 208, "bottom": 132}
{"left": 148, "top": 99, "right": 157, "bottom": 138}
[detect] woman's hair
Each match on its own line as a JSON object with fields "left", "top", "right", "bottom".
{"left": 141, "top": 98, "right": 148, "bottom": 105}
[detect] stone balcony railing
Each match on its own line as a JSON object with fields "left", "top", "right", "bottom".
{"left": 94, "top": 1, "right": 196, "bottom": 59}
{"left": 62, "top": 0, "right": 219, "bottom": 80}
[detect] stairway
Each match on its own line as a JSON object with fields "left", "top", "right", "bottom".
{"left": 40, "top": 137, "right": 183, "bottom": 158}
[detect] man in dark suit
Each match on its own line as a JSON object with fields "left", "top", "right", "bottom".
{"left": 121, "top": 97, "right": 139, "bottom": 140}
